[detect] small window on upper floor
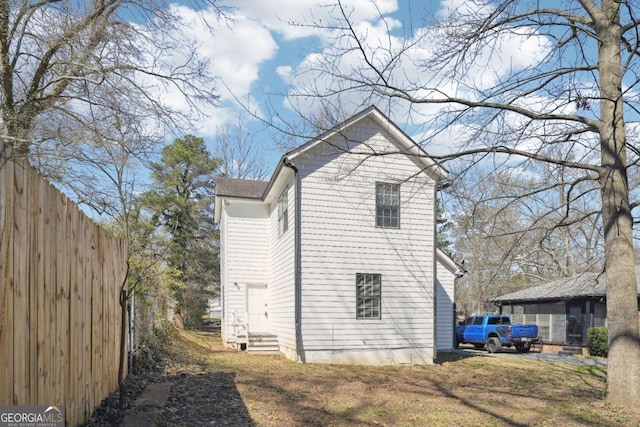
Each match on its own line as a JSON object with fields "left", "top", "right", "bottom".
{"left": 278, "top": 188, "right": 289, "bottom": 236}
{"left": 375, "top": 182, "right": 400, "bottom": 228}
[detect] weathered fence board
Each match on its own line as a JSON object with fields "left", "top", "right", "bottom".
{"left": 0, "top": 156, "right": 127, "bottom": 426}
{"left": 0, "top": 157, "right": 15, "bottom": 406}
{"left": 13, "top": 161, "right": 29, "bottom": 405}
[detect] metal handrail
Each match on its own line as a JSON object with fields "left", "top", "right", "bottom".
{"left": 231, "top": 311, "right": 248, "bottom": 343}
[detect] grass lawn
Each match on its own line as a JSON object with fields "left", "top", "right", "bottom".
{"left": 158, "top": 328, "right": 638, "bottom": 426}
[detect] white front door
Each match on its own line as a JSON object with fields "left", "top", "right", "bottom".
{"left": 247, "top": 285, "right": 269, "bottom": 333}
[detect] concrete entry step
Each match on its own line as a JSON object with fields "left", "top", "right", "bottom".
{"left": 247, "top": 334, "right": 279, "bottom": 353}
{"left": 559, "top": 346, "right": 583, "bottom": 356}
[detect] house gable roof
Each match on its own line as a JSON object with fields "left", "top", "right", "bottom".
{"left": 285, "top": 105, "right": 447, "bottom": 181}
{"left": 214, "top": 105, "right": 448, "bottom": 223}
{"left": 214, "top": 177, "right": 269, "bottom": 223}
{"left": 215, "top": 177, "right": 268, "bottom": 199}
{"left": 493, "top": 267, "right": 640, "bottom": 303}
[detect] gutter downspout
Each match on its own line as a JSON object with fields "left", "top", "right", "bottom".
{"left": 433, "top": 184, "right": 439, "bottom": 361}
{"left": 284, "top": 159, "right": 305, "bottom": 363}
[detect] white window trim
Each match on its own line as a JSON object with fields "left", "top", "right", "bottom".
{"left": 356, "top": 273, "right": 382, "bottom": 320}
{"left": 375, "top": 182, "right": 400, "bottom": 228}
{"left": 278, "top": 187, "right": 289, "bottom": 236}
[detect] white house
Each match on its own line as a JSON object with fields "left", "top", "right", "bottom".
{"left": 206, "top": 297, "right": 222, "bottom": 319}
{"left": 214, "top": 106, "right": 462, "bottom": 365}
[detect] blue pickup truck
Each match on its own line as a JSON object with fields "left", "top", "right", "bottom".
{"left": 455, "top": 314, "right": 540, "bottom": 353}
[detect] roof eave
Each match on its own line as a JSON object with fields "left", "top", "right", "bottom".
{"left": 436, "top": 248, "right": 465, "bottom": 277}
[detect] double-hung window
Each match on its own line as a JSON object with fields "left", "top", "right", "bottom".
{"left": 278, "top": 188, "right": 289, "bottom": 236}
{"left": 376, "top": 182, "right": 400, "bottom": 228}
{"left": 356, "top": 273, "right": 381, "bottom": 319}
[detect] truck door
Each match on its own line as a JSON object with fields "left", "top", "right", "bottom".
{"left": 464, "top": 316, "right": 485, "bottom": 341}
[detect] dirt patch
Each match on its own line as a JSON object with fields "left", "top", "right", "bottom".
{"left": 159, "top": 371, "right": 253, "bottom": 426}
{"left": 86, "top": 327, "right": 638, "bottom": 427}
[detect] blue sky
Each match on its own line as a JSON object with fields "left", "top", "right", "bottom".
{"left": 90, "top": 0, "right": 635, "bottom": 194}
{"left": 160, "top": 0, "right": 576, "bottom": 179}
{"left": 164, "top": 0, "right": 451, "bottom": 175}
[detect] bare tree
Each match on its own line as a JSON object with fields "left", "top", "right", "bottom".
{"left": 0, "top": 0, "right": 223, "bottom": 160}
{"left": 0, "top": 1, "right": 226, "bottom": 406}
{"left": 46, "top": 90, "right": 174, "bottom": 407}
{"left": 213, "top": 114, "right": 269, "bottom": 180}
{"left": 449, "top": 166, "right": 603, "bottom": 315}
{"left": 286, "top": 0, "right": 640, "bottom": 406}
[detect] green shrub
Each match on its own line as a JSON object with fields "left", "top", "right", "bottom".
{"left": 587, "top": 326, "right": 608, "bottom": 357}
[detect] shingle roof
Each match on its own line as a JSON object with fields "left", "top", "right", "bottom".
{"left": 215, "top": 177, "right": 268, "bottom": 199}
{"left": 493, "top": 267, "right": 640, "bottom": 303}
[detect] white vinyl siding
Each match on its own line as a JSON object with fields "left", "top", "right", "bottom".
{"left": 436, "top": 255, "right": 456, "bottom": 350}
{"left": 268, "top": 178, "right": 296, "bottom": 351}
{"left": 294, "top": 118, "right": 437, "bottom": 356}
{"left": 220, "top": 201, "right": 270, "bottom": 342}
{"left": 220, "top": 209, "right": 229, "bottom": 342}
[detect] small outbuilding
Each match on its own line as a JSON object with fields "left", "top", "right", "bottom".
{"left": 493, "top": 268, "right": 640, "bottom": 348}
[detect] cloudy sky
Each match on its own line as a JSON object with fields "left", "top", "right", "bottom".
{"left": 188, "top": 0, "right": 418, "bottom": 122}
{"left": 161, "top": 0, "right": 439, "bottom": 171}
{"left": 163, "top": 0, "right": 553, "bottom": 174}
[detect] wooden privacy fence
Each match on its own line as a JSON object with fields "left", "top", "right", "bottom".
{"left": 0, "top": 156, "right": 128, "bottom": 426}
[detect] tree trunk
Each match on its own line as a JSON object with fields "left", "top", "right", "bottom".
{"left": 598, "top": 2, "right": 640, "bottom": 406}
{"left": 601, "top": 175, "right": 640, "bottom": 407}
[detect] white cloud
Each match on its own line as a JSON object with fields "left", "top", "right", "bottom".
{"left": 138, "top": 1, "right": 404, "bottom": 139}
{"left": 278, "top": 11, "right": 412, "bottom": 119}
{"left": 277, "top": 0, "right": 558, "bottom": 137}
{"left": 131, "top": 0, "right": 590, "bottom": 175}
{"left": 276, "top": 65, "right": 293, "bottom": 80}
{"left": 137, "top": 4, "right": 280, "bottom": 135}
{"left": 437, "top": 0, "right": 492, "bottom": 20}
{"left": 166, "top": 5, "right": 278, "bottom": 100}
{"left": 223, "top": 0, "right": 399, "bottom": 41}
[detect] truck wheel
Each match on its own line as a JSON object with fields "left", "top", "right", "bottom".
{"left": 515, "top": 343, "right": 531, "bottom": 353}
{"left": 473, "top": 343, "right": 485, "bottom": 349}
{"left": 486, "top": 337, "right": 502, "bottom": 353}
